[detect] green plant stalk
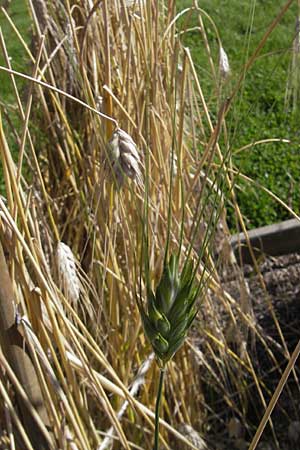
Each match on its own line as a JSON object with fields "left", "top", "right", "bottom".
{"left": 153, "top": 368, "right": 165, "bottom": 450}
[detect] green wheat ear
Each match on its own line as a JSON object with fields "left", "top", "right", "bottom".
{"left": 138, "top": 253, "right": 198, "bottom": 367}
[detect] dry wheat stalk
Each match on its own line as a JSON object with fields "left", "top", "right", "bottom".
{"left": 98, "top": 353, "right": 155, "bottom": 450}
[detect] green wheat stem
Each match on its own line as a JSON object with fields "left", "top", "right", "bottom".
{"left": 153, "top": 368, "right": 165, "bottom": 450}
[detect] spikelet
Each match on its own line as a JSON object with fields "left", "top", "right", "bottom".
{"left": 56, "top": 242, "right": 80, "bottom": 306}
{"left": 31, "top": 0, "right": 49, "bottom": 33}
{"left": 288, "top": 420, "right": 300, "bottom": 443}
{"left": 295, "top": 16, "right": 300, "bottom": 51}
{"left": 96, "top": 95, "right": 103, "bottom": 111}
{"left": 179, "top": 424, "right": 208, "bottom": 450}
{"left": 65, "top": 17, "right": 77, "bottom": 91}
{"left": 106, "top": 128, "right": 143, "bottom": 187}
{"left": 138, "top": 253, "right": 198, "bottom": 367}
{"left": 219, "top": 46, "right": 230, "bottom": 79}
{"left": 170, "top": 150, "right": 178, "bottom": 178}
{"left": 124, "top": 0, "right": 144, "bottom": 8}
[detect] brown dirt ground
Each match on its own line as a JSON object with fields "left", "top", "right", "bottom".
{"left": 203, "top": 253, "right": 300, "bottom": 450}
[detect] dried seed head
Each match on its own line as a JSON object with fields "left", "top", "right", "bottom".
{"left": 107, "top": 128, "right": 143, "bottom": 187}
{"left": 66, "top": 17, "right": 77, "bottom": 65}
{"left": 56, "top": 242, "right": 80, "bottom": 305}
{"left": 219, "top": 46, "right": 230, "bottom": 79}
{"left": 96, "top": 95, "right": 103, "bottom": 111}
{"left": 295, "top": 17, "right": 300, "bottom": 54}
{"left": 32, "top": 0, "right": 49, "bottom": 33}
{"left": 179, "top": 424, "right": 208, "bottom": 450}
{"left": 288, "top": 421, "right": 300, "bottom": 443}
{"left": 170, "top": 150, "right": 178, "bottom": 178}
{"left": 124, "top": 0, "right": 144, "bottom": 8}
{"left": 228, "top": 417, "right": 243, "bottom": 439}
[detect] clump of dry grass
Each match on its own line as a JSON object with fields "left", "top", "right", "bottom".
{"left": 0, "top": 0, "right": 299, "bottom": 449}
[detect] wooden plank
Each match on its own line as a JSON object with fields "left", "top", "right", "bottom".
{"left": 230, "top": 219, "right": 300, "bottom": 264}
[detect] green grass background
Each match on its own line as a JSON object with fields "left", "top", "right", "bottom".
{"left": 0, "top": 0, "right": 31, "bottom": 191}
{"left": 0, "top": 1, "right": 30, "bottom": 100}
{"left": 177, "top": 0, "right": 300, "bottom": 229}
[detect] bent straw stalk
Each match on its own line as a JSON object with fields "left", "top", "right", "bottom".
{"left": 0, "top": 65, "right": 119, "bottom": 127}
{"left": 98, "top": 353, "right": 155, "bottom": 450}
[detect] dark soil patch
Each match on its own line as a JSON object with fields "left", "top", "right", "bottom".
{"left": 201, "top": 253, "right": 300, "bottom": 450}
{"left": 243, "top": 253, "right": 300, "bottom": 450}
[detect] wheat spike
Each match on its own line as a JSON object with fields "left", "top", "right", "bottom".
{"left": 219, "top": 46, "right": 230, "bottom": 79}
{"left": 106, "top": 128, "right": 143, "bottom": 187}
{"left": 56, "top": 242, "right": 80, "bottom": 306}
{"left": 138, "top": 253, "right": 198, "bottom": 367}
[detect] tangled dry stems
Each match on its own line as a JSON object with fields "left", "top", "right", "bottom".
{"left": 0, "top": 0, "right": 298, "bottom": 449}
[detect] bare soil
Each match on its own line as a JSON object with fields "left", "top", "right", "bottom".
{"left": 205, "top": 253, "right": 300, "bottom": 450}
